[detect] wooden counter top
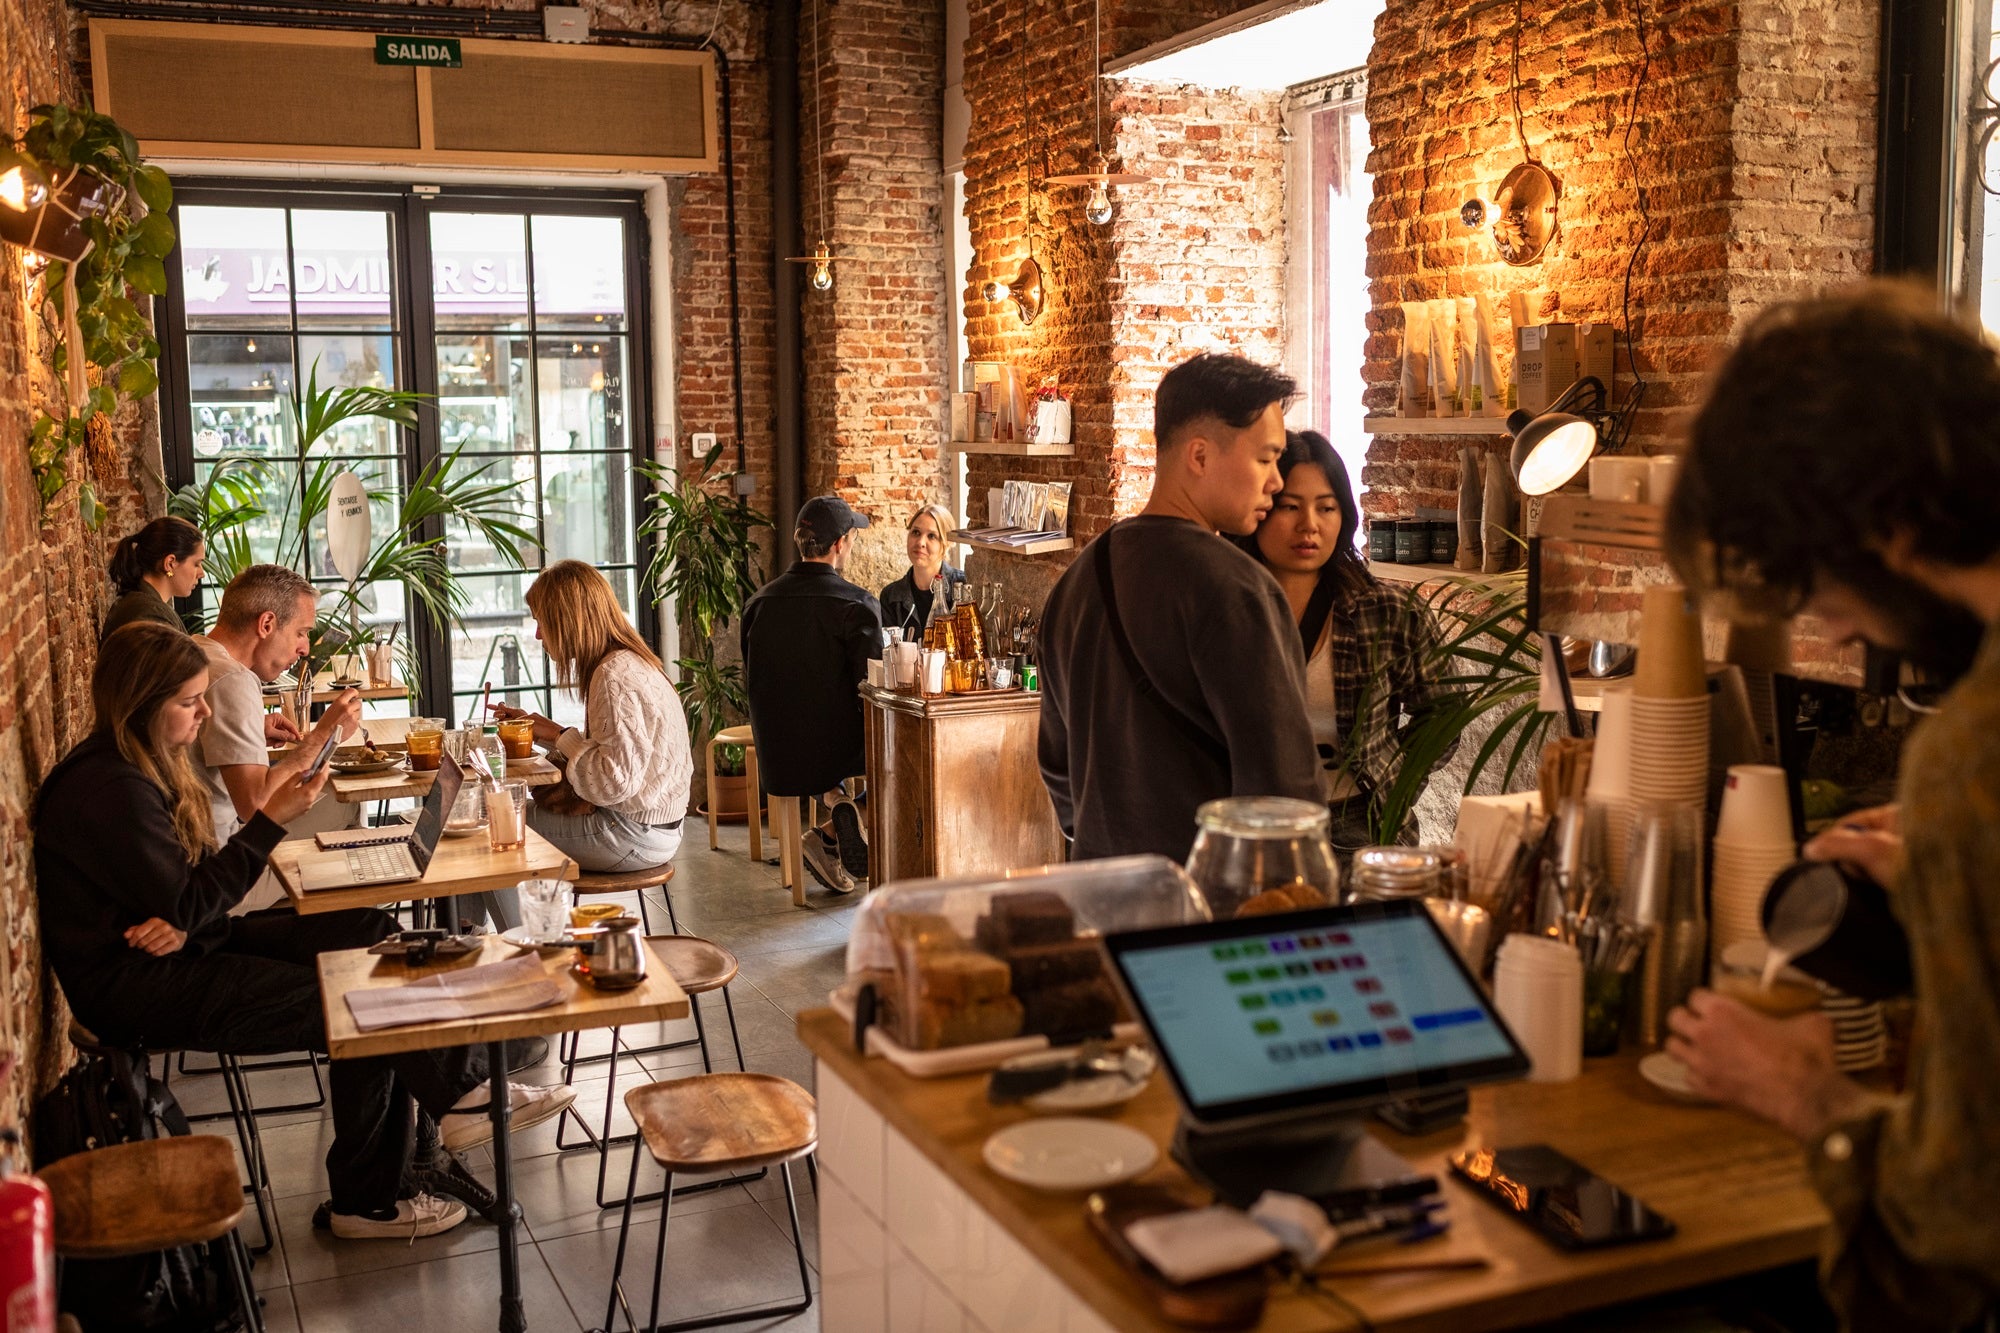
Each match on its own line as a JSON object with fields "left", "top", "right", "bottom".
{"left": 860, "top": 681, "right": 1044, "bottom": 718}
{"left": 797, "top": 1009, "right": 1831, "bottom": 1332}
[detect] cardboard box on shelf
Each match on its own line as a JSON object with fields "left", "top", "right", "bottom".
{"left": 1517, "top": 322, "right": 1579, "bottom": 415}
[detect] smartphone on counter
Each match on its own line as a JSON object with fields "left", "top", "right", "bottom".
{"left": 1449, "top": 1144, "right": 1675, "bottom": 1250}
{"left": 302, "top": 730, "right": 340, "bottom": 779}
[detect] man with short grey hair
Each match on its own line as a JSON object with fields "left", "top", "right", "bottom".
{"left": 195, "top": 563, "right": 359, "bottom": 839}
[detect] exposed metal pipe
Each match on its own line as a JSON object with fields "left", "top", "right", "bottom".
{"left": 769, "top": 0, "right": 804, "bottom": 564}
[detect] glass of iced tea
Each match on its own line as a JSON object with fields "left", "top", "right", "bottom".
{"left": 406, "top": 718, "right": 446, "bottom": 772}
{"left": 498, "top": 717, "right": 536, "bottom": 760}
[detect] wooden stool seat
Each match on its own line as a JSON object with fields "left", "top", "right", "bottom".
{"left": 572, "top": 863, "right": 677, "bottom": 895}
{"left": 42, "top": 1137, "right": 244, "bottom": 1258}
{"left": 647, "top": 934, "right": 739, "bottom": 994}
{"left": 624, "top": 1073, "right": 816, "bottom": 1174}
{"left": 713, "top": 725, "right": 754, "bottom": 746}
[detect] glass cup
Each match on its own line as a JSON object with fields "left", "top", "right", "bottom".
{"left": 498, "top": 717, "right": 536, "bottom": 760}
{"left": 518, "top": 877, "right": 572, "bottom": 945}
{"left": 486, "top": 780, "right": 529, "bottom": 852}
{"left": 406, "top": 718, "right": 447, "bottom": 772}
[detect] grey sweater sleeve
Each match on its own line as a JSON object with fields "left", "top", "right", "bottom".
{"left": 1195, "top": 578, "right": 1323, "bottom": 803}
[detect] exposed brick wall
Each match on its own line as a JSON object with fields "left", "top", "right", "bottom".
{"left": 803, "top": 0, "right": 951, "bottom": 594}
{"left": 959, "top": 0, "right": 1280, "bottom": 605}
{"left": 1361, "top": 0, "right": 1877, "bottom": 679}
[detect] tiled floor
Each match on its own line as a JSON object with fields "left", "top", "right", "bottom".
{"left": 172, "top": 817, "right": 856, "bottom": 1332}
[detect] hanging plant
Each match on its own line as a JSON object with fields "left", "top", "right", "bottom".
{"left": 8, "top": 104, "right": 174, "bottom": 527}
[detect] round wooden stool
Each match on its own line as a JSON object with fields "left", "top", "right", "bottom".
{"left": 572, "top": 861, "right": 678, "bottom": 935}
{"left": 594, "top": 1073, "right": 815, "bottom": 1333}
{"left": 42, "top": 1136, "right": 266, "bottom": 1333}
{"left": 561, "top": 935, "right": 751, "bottom": 1210}
{"left": 704, "top": 724, "right": 764, "bottom": 858}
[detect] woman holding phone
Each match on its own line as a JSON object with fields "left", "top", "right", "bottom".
{"left": 35, "top": 622, "right": 575, "bottom": 1240}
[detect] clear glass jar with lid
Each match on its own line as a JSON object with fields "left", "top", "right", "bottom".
{"left": 1347, "top": 846, "right": 1452, "bottom": 903}
{"left": 1184, "top": 797, "right": 1340, "bottom": 920}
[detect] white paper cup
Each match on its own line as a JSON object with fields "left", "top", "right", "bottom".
{"left": 1588, "top": 456, "right": 1647, "bottom": 503}
{"left": 1716, "top": 765, "right": 1793, "bottom": 845}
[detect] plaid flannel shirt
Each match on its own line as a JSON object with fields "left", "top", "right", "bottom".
{"left": 1319, "top": 578, "right": 1454, "bottom": 801}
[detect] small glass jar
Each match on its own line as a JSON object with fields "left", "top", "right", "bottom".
{"left": 1347, "top": 846, "right": 1450, "bottom": 903}
{"left": 1185, "top": 797, "right": 1340, "bottom": 921}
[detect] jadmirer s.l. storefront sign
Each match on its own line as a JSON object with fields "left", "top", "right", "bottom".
{"left": 373, "top": 35, "right": 463, "bottom": 67}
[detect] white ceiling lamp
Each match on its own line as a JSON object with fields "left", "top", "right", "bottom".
{"left": 784, "top": 0, "right": 839, "bottom": 291}
{"left": 1046, "top": 0, "right": 1151, "bottom": 225}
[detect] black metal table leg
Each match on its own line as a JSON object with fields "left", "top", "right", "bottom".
{"left": 488, "top": 1039, "right": 527, "bottom": 1333}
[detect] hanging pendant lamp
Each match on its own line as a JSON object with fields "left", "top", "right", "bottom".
{"left": 1045, "top": 0, "right": 1150, "bottom": 224}
{"left": 784, "top": 0, "right": 839, "bottom": 291}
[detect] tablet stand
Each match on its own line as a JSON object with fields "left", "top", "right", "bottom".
{"left": 1172, "top": 1112, "right": 1437, "bottom": 1216}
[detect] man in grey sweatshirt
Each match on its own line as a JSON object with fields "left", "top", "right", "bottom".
{"left": 1038, "top": 353, "right": 1322, "bottom": 862}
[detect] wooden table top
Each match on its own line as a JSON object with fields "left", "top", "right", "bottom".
{"left": 796, "top": 1010, "right": 1832, "bottom": 1333}
{"left": 307, "top": 669, "right": 408, "bottom": 704}
{"left": 271, "top": 826, "right": 577, "bottom": 915}
{"left": 319, "top": 934, "right": 690, "bottom": 1059}
{"left": 329, "top": 755, "right": 560, "bottom": 804}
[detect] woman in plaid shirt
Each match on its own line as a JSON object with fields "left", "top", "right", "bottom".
{"left": 1241, "top": 431, "right": 1452, "bottom": 858}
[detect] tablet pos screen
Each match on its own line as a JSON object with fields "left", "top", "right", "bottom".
{"left": 1105, "top": 900, "right": 1528, "bottom": 1125}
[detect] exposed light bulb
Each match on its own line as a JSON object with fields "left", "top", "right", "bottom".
{"left": 0, "top": 165, "right": 45, "bottom": 214}
{"left": 245, "top": 339, "right": 257, "bottom": 354}
{"left": 1084, "top": 182, "right": 1114, "bottom": 226}
{"left": 983, "top": 279, "right": 1010, "bottom": 303}
{"left": 811, "top": 258, "right": 834, "bottom": 291}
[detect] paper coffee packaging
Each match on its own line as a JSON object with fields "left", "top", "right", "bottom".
{"left": 1455, "top": 298, "right": 1479, "bottom": 417}
{"left": 1470, "top": 294, "right": 1507, "bottom": 418}
{"left": 1517, "top": 322, "right": 1579, "bottom": 415}
{"left": 1430, "top": 299, "right": 1461, "bottom": 415}
{"left": 950, "top": 392, "right": 978, "bottom": 442}
{"left": 1579, "top": 322, "right": 1616, "bottom": 406}
{"left": 1400, "top": 302, "right": 1432, "bottom": 418}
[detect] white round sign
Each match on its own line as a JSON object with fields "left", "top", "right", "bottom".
{"left": 326, "top": 471, "right": 372, "bottom": 583}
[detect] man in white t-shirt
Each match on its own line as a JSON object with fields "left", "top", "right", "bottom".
{"left": 193, "top": 564, "right": 360, "bottom": 840}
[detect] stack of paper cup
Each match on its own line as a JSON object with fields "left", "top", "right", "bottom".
{"left": 1629, "top": 587, "right": 1711, "bottom": 815}
{"left": 1634, "top": 584, "right": 1707, "bottom": 701}
{"left": 1493, "top": 934, "right": 1583, "bottom": 1082}
{"left": 1586, "top": 686, "right": 1636, "bottom": 893}
{"left": 1710, "top": 764, "right": 1796, "bottom": 965}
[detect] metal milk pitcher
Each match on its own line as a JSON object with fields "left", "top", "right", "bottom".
{"left": 576, "top": 916, "right": 647, "bottom": 990}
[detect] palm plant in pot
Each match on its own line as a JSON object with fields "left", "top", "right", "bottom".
{"left": 638, "top": 439, "right": 771, "bottom": 814}
{"left": 171, "top": 361, "right": 534, "bottom": 695}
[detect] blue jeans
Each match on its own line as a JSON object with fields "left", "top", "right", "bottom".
{"left": 477, "top": 807, "right": 683, "bottom": 929}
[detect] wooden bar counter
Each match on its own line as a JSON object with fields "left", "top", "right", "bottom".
{"left": 861, "top": 682, "right": 1064, "bottom": 882}
{"left": 798, "top": 1008, "right": 1831, "bottom": 1332}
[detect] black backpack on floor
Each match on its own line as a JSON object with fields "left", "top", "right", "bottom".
{"left": 33, "top": 1044, "right": 244, "bottom": 1333}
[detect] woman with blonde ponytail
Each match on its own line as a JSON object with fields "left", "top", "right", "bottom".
{"left": 32, "top": 622, "right": 560, "bottom": 1242}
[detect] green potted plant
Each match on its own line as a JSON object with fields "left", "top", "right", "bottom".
{"left": 7, "top": 104, "right": 175, "bottom": 526}
{"left": 170, "top": 361, "right": 534, "bottom": 696}
{"left": 710, "top": 740, "right": 751, "bottom": 821}
{"left": 638, "top": 440, "right": 772, "bottom": 753}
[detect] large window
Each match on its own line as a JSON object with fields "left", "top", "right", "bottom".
{"left": 161, "top": 184, "right": 653, "bottom": 726}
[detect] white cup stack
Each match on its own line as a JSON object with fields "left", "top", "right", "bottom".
{"left": 1586, "top": 686, "right": 1636, "bottom": 894}
{"left": 1710, "top": 763, "right": 1797, "bottom": 966}
{"left": 1493, "top": 934, "right": 1583, "bottom": 1083}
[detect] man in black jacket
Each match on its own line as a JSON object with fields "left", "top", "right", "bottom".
{"left": 742, "top": 496, "right": 884, "bottom": 892}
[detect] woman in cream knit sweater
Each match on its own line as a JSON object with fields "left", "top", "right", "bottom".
{"left": 489, "top": 560, "right": 694, "bottom": 873}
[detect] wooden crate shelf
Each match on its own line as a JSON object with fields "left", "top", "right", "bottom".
{"left": 1535, "top": 494, "right": 1663, "bottom": 551}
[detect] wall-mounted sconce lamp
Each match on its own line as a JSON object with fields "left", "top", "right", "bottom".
{"left": 982, "top": 256, "right": 1045, "bottom": 325}
{"left": 1492, "top": 162, "right": 1560, "bottom": 266}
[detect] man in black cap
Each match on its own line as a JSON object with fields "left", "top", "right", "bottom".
{"left": 742, "top": 495, "right": 883, "bottom": 892}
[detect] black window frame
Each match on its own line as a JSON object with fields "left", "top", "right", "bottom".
{"left": 158, "top": 178, "right": 658, "bottom": 725}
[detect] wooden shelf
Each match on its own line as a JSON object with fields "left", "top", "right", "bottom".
{"left": 1361, "top": 417, "right": 1511, "bottom": 436}
{"left": 1535, "top": 494, "right": 1663, "bottom": 551}
{"left": 945, "top": 439, "right": 1075, "bottom": 457}
{"left": 1369, "top": 561, "right": 1466, "bottom": 585}
{"left": 955, "top": 534, "right": 1075, "bottom": 557}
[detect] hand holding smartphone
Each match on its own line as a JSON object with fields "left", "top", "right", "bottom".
{"left": 303, "top": 730, "right": 340, "bottom": 779}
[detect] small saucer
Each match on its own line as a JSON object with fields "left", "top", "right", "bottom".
{"left": 1638, "top": 1052, "right": 1712, "bottom": 1103}
{"left": 501, "top": 925, "right": 574, "bottom": 951}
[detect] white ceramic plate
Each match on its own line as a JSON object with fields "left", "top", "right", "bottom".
{"left": 1638, "top": 1052, "right": 1712, "bottom": 1103}
{"left": 1024, "top": 1073, "right": 1150, "bottom": 1115}
{"left": 442, "top": 819, "right": 489, "bottom": 839}
{"left": 982, "top": 1118, "right": 1157, "bottom": 1191}
{"left": 500, "top": 925, "right": 575, "bottom": 951}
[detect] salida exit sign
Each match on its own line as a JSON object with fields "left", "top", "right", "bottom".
{"left": 374, "top": 35, "right": 462, "bottom": 67}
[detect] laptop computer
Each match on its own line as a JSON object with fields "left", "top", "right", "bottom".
{"left": 1102, "top": 899, "right": 1530, "bottom": 1208}
{"left": 298, "top": 759, "right": 464, "bottom": 892}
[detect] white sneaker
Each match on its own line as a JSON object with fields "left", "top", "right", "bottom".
{"left": 329, "top": 1192, "right": 468, "bottom": 1240}
{"left": 440, "top": 1081, "right": 580, "bottom": 1153}
{"left": 802, "top": 832, "right": 856, "bottom": 894}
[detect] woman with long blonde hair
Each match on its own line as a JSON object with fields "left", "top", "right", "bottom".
{"left": 489, "top": 559, "right": 694, "bottom": 873}
{"left": 33, "top": 622, "right": 563, "bottom": 1241}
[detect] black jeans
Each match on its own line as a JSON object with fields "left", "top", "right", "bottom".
{"left": 75, "top": 907, "right": 487, "bottom": 1215}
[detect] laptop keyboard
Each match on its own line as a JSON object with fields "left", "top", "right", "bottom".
{"left": 346, "top": 843, "right": 418, "bottom": 881}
